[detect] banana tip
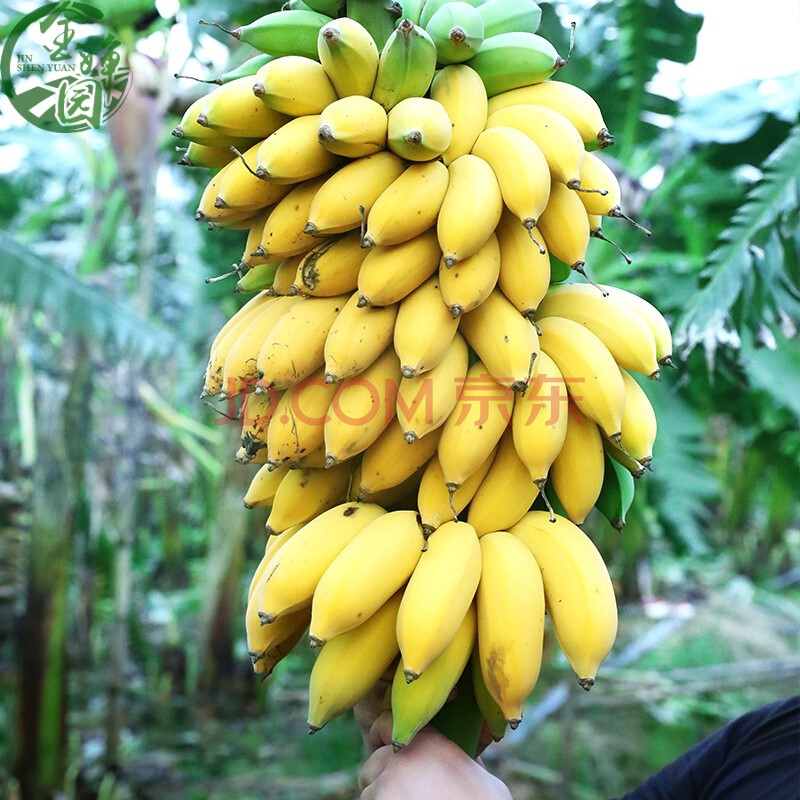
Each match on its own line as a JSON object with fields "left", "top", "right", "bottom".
{"left": 308, "top": 635, "right": 325, "bottom": 648}
{"left": 307, "top": 724, "right": 321, "bottom": 734}
{"left": 171, "top": 126, "right": 184, "bottom": 139}
{"left": 443, "top": 255, "right": 457, "bottom": 269}
{"left": 324, "top": 372, "right": 338, "bottom": 384}
{"left": 252, "top": 81, "right": 265, "bottom": 98}
{"left": 356, "top": 295, "right": 370, "bottom": 308}
{"left": 258, "top": 611, "right": 275, "bottom": 625}
{"left": 360, "top": 235, "right": 374, "bottom": 249}
{"left": 324, "top": 455, "right": 337, "bottom": 469}
{"left": 403, "top": 432, "right": 417, "bottom": 444}
{"left": 578, "top": 676, "right": 595, "bottom": 691}
{"left": 508, "top": 718, "right": 522, "bottom": 730}
{"left": 400, "top": 365, "right": 416, "bottom": 379}
{"left": 450, "top": 304, "right": 463, "bottom": 319}
{"left": 403, "top": 669, "right": 419, "bottom": 684}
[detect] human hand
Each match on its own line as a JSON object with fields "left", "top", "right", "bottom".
{"left": 358, "top": 711, "right": 512, "bottom": 800}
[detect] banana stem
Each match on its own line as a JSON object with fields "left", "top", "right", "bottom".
{"left": 346, "top": 0, "right": 395, "bottom": 49}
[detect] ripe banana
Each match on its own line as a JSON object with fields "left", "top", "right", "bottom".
{"left": 197, "top": 170, "right": 262, "bottom": 223}
{"left": 619, "top": 369, "right": 657, "bottom": 467}
{"left": 417, "top": 448, "right": 496, "bottom": 536}
{"left": 247, "top": 525, "right": 299, "bottom": 604}
{"left": 437, "top": 154, "right": 503, "bottom": 267}
{"left": 317, "top": 96, "right": 388, "bottom": 158}
{"left": 359, "top": 422, "right": 440, "bottom": 496}
{"left": 294, "top": 231, "right": 366, "bottom": 296}
{"left": 306, "top": 151, "right": 406, "bottom": 236}
{"left": 387, "top": 97, "right": 452, "bottom": 161}
{"left": 537, "top": 316, "right": 626, "bottom": 441}
{"left": 265, "top": 462, "right": 352, "bottom": 535}
{"left": 324, "top": 291, "right": 398, "bottom": 383}
{"left": 576, "top": 152, "right": 622, "bottom": 215}
{"left": 324, "top": 346, "right": 402, "bottom": 464}
{"left": 317, "top": 17, "right": 379, "bottom": 97}
{"left": 246, "top": 596, "right": 309, "bottom": 662}
{"left": 215, "top": 144, "right": 292, "bottom": 211}
{"left": 240, "top": 387, "right": 282, "bottom": 456}
{"left": 438, "top": 360, "right": 514, "bottom": 491}
{"left": 511, "top": 512, "right": 618, "bottom": 689}
{"left": 549, "top": 403, "right": 605, "bottom": 524}
{"left": 173, "top": 93, "right": 257, "bottom": 148}
{"left": 244, "top": 462, "right": 289, "bottom": 508}
{"left": 307, "top": 591, "right": 401, "bottom": 731}
{"left": 603, "top": 286, "right": 674, "bottom": 367}
{"left": 261, "top": 501, "right": 385, "bottom": 621}
{"left": 256, "top": 115, "right": 342, "bottom": 183}
{"left": 476, "top": 531, "right": 545, "bottom": 725}
{"left": 467, "top": 428, "right": 539, "bottom": 535}
{"left": 391, "top": 604, "right": 476, "bottom": 747}
{"left": 397, "top": 331, "right": 468, "bottom": 441}
{"left": 397, "top": 520, "right": 481, "bottom": 680}
{"left": 486, "top": 104, "right": 585, "bottom": 188}
{"left": 252, "top": 56, "right": 337, "bottom": 116}
{"left": 310, "top": 510, "right": 424, "bottom": 644}
{"left": 364, "top": 161, "right": 449, "bottom": 247}
{"left": 471, "top": 648, "right": 507, "bottom": 742}
{"left": 537, "top": 283, "right": 660, "bottom": 378}
{"left": 430, "top": 64, "right": 487, "bottom": 165}
{"left": 426, "top": 2, "right": 484, "bottom": 64}
{"left": 357, "top": 228, "right": 441, "bottom": 307}
{"left": 487, "top": 81, "right": 612, "bottom": 149}
{"left": 471, "top": 126, "right": 551, "bottom": 237}
{"left": 496, "top": 209, "right": 550, "bottom": 318}
{"left": 372, "top": 18, "right": 437, "bottom": 111}
{"left": 353, "top": 464, "right": 425, "bottom": 508}
{"left": 266, "top": 369, "right": 337, "bottom": 465}
{"left": 393, "top": 275, "right": 460, "bottom": 378}
{"left": 478, "top": 0, "right": 542, "bottom": 37}
{"left": 536, "top": 183, "right": 590, "bottom": 273}
{"left": 269, "top": 256, "right": 302, "bottom": 296}
{"left": 257, "top": 294, "right": 348, "bottom": 389}
{"left": 178, "top": 141, "right": 236, "bottom": 169}
{"left": 459, "top": 289, "right": 540, "bottom": 393}
{"left": 438, "top": 233, "right": 500, "bottom": 318}
{"left": 239, "top": 210, "right": 277, "bottom": 270}
{"left": 467, "top": 33, "right": 564, "bottom": 96}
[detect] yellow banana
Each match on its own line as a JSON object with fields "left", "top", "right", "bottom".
{"left": 495, "top": 209, "right": 550, "bottom": 318}
{"left": 357, "top": 228, "right": 441, "bottom": 307}
{"left": 459, "top": 289, "right": 540, "bottom": 392}
{"left": 387, "top": 97, "right": 452, "bottom": 161}
{"left": 258, "top": 174, "right": 329, "bottom": 258}
{"left": 549, "top": 404, "right": 605, "bottom": 524}
{"left": 239, "top": 445, "right": 270, "bottom": 466}
{"left": 438, "top": 360, "right": 514, "bottom": 491}
{"left": 354, "top": 465, "right": 425, "bottom": 508}
{"left": 246, "top": 591, "right": 308, "bottom": 661}
{"left": 173, "top": 93, "right": 258, "bottom": 147}
{"left": 261, "top": 501, "right": 386, "bottom": 621}
{"left": 417, "top": 448, "right": 497, "bottom": 536}
{"left": 252, "top": 55, "right": 337, "bottom": 116}
{"left": 430, "top": 64, "right": 487, "bottom": 165}
{"left": 537, "top": 316, "right": 626, "bottom": 441}
{"left": 397, "top": 520, "right": 481, "bottom": 680}
{"left": 244, "top": 462, "right": 289, "bottom": 508}
{"left": 487, "top": 81, "right": 613, "bottom": 149}
{"left": 256, "top": 115, "right": 342, "bottom": 184}
{"left": 247, "top": 525, "right": 300, "bottom": 604}
{"left": 294, "top": 445, "right": 329, "bottom": 470}
{"left": 266, "top": 369, "right": 337, "bottom": 466}
{"left": 438, "top": 233, "right": 500, "bottom": 318}
{"left": 324, "top": 346, "right": 402, "bottom": 465}
{"left": 265, "top": 462, "right": 353, "bottom": 535}
{"left": 252, "top": 614, "right": 308, "bottom": 679}
{"left": 358, "top": 422, "right": 441, "bottom": 497}
{"left": 603, "top": 286, "right": 674, "bottom": 367}
{"left": 196, "top": 170, "right": 258, "bottom": 222}
{"left": 223, "top": 295, "right": 300, "bottom": 397}
{"left": 306, "top": 151, "right": 406, "bottom": 236}
{"left": 476, "top": 531, "right": 545, "bottom": 726}
{"left": 269, "top": 256, "right": 302, "bottom": 296}
{"left": 536, "top": 182, "right": 590, "bottom": 272}
{"left": 393, "top": 275, "right": 460, "bottom": 378}
{"left": 511, "top": 512, "right": 618, "bottom": 689}
{"left": 471, "top": 126, "right": 551, "bottom": 235}
{"left": 239, "top": 210, "right": 278, "bottom": 270}
{"left": 323, "top": 292, "right": 398, "bottom": 383}
{"left": 391, "top": 605, "right": 476, "bottom": 747}
{"left": 294, "top": 231, "right": 367, "bottom": 297}
{"left": 576, "top": 151, "right": 620, "bottom": 215}
{"left": 437, "top": 154, "right": 503, "bottom": 267}
{"left": 197, "top": 76, "right": 289, "bottom": 139}
{"left": 310, "top": 510, "right": 424, "bottom": 645}
{"left": 307, "top": 591, "right": 401, "bottom": 731}
{"left": 363, "top": 161, "right": 449, "bottom": 247}
{"left": 257, "top": 294, "right": 349, "bottom": 389}
{"left": 619, "top": 369, "right": 657, "bottom": 467}
{"left": 317, "top": 95, "right": 388, "bottom": 158}
{"left": 467, "top": 427, "right": 538, "bottom": 535}
{"left": 317, "top": 17, "right": 379, "bottom": 98}
{"left": 215, "top": 143, "right": 292, "bottom": 211}
{"left": 396, "top": 331, "right": 468, "bottom": 441}
{"left": 485, "top": 104, "right": 585, "bottom": 188}
{"left": 536, "top": 283, "right": 660, "bottom": 378}
{"left": 240, "top": 388, "right": 281, "bottom": 456}
{"left": 471, "top": 648, "right": 507, "bottom": 742}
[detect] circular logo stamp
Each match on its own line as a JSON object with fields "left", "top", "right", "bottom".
{"left": 0, "top": 1, "right": 132, "bottom": 133}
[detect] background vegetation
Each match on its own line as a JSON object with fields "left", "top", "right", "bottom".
{"left": 1, "top": 1, "right": 798, "bottom": 798}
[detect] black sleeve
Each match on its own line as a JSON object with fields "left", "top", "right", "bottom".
{"left": 612, "top": 695, "right": 800, "bottom": 800}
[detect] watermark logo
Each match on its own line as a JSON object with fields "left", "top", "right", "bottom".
{"left": 0, "top": 1, "right": 131, "bottom": 133}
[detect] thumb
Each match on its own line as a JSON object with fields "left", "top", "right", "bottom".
{"left": 366, "top": 709, "right": 394, "bottom": 752}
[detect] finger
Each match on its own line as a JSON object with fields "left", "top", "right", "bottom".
{"left": 366, "top": 709, "right": 394, "bottom": 752}
{"left": 354, "top": 676, "right": 393, "bottom": 745}
{"left": 358, "top": 745, "right": 393, "bottom": 790}
{"left": 359, "top": 781, "right": 379, "bottom": 800}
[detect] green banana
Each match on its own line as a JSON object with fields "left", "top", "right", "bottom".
{"left": 371, "top": 19, "right": 437, "bottom": 111}
{"left": 293, "top": 0, "right": 343, "bottom": 13}
{"left": 470, "top": 649, "right": 507, "bottom": 742}
{"left": 478, "top": 0, "right": 541, "bottom": 37}
{"left": 175, "top": 53, "right": 274, "bottom": 87}
{"left": 426, "top": 2, "right": 484, "bottom": 64}
{"left": 236, "top": 261, "right": 281, "bottom": 293}
{"left": 395, "top": 0, "right": 425, "bottom": 24}
{"left": 419, "top": 0, "right": 481, "bottom": 29}
{"left": 200, "top": 10, "right": 331, "bottom": 60}
{"left": 595, "top": 453, "right": 635, "bottom": 531}
{"left": 466, "top": 32, "right": 564, "bottom": 96}
{"left": 283, "top": 0, "right": 314, "bottom": 9}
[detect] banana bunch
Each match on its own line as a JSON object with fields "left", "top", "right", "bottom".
{"left": 180, "top": 0, "right": 674, "bottom": 747}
